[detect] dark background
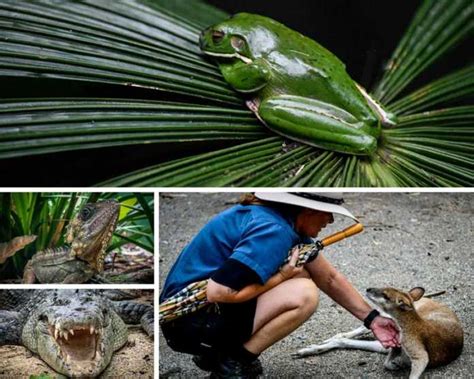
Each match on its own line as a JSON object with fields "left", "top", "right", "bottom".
{"left": 1, "top": 0, "right": 471, "bottom": 186}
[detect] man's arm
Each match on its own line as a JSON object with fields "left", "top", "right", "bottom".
{"left": 207, "top": 272, "right": 286, "bottom": 303}
{"left": 207, "top": 247, "right": 303, "bottom": 303}
{"left": 305, "top": 253, "right": 371, "bottom": 320}
{"left": 305, "top": 253, "right": 400, "bottom": 348}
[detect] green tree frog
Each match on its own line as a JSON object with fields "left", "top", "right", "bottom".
{"left": 200, "top": 13, "right": 397, "bottom": 155}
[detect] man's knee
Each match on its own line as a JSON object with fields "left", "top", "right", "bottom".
{"left": 293, "top": 267, "right": 311, "bottom": 279}
{"left": 293, "top": 278, "right": 319, "bottom": 315}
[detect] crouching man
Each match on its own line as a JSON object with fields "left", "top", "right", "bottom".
{"left": 160, "top": 193, "right": 400, "bottom": 378}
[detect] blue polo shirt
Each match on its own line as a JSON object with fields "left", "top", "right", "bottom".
{"left": 160, "top": 204, "right": 306, "bottom": 302}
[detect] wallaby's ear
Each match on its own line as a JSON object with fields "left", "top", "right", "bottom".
{"left": 409, "top": 287, "right": 425, "bottom": 301}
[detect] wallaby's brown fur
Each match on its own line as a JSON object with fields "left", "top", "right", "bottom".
{"left": 367, "top": 287, "right": 463, "bottom": 379}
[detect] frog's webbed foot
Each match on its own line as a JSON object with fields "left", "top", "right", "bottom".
{"left": 258, "top": 95, "right": 378, "bottom": 155}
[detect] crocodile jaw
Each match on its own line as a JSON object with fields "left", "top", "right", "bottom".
{"left": 38, "top": 322, "right": 109, "bottom": 378}
{"left": 49, "top": 324, "right": 99, "bottom": 361}
{"left": 20, "top": 290, "right": 126, "bottom": 378}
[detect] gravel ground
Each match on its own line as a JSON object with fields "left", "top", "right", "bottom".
{"left": 159, "top": 192, "right": 473, "bottom": 378}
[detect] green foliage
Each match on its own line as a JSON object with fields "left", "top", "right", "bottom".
{"left": 0, "top": 0, "right": 472, "bottom": 186}
{"left": 0, "top": 192, "right": 154, "bottom": 279}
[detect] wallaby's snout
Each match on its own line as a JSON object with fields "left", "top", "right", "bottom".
{"left": 365, "top": 287, "right": 386, "bottom": 306}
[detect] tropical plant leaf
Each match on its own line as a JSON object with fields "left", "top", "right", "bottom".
{"left": 0, "top": 99, "right": 264, "bottom": 158}
{"left": 103, "top": 192, "right": 154, "bottom": 253}
{"left": 372, "top": 0, "right": 474, "bottom": 103}
{"left": 0, "top": 0, "right": 239, "bottom": 103}
{"left": 387, "top": 66, "right": 474, "bottom": 115}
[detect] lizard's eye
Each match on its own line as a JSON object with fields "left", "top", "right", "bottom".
{"left": 212, "top": 30, "right": 225, "bottom": 44}
{"left": 231, "top": 36, "right": 245, "bottom": 50}
{"left": 80, "top": 206, "right": 94, "bottom": 220}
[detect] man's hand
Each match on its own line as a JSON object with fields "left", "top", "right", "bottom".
{"left": 370, "top": 316, "right": 401, "bottom": 348}
{"left": 279, "top": 246, "right": 304, "bottom": 280}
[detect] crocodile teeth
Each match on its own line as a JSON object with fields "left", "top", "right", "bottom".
{"left": 64, "top": 331, "right": 69, "bottom": 341}
{"left": 54, "top": 328, "right": 59, "bottom": 340}
{"left": 90, "top": 326, "right": 95, "bottom": 335}
{"left": 66, "top": 353, "right": 71, "bottom": 363}
{"left": 69, "top": 329, "right": 75, "bottom": 336}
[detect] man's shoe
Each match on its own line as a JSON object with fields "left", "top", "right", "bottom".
{"left": 193, "top": 354, "right": 218, "bottom": 372}
{"left": 194, "top": 354, "right": 262, "bottom": 376}
{"left": 209, "top": 355, "right": 263, "bottom": 379}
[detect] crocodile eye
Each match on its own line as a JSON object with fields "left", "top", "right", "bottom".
{"left": 231, "top": 36, "right": 245, "bottom": 50}
{"left": 212, "top": 30, "right": 225, "bottom": 44}
{"left": 39, "top": 314, "right": 48, "bottom": 322}
{"left": 80, "top": 206, "right": 94, "bottom": 220}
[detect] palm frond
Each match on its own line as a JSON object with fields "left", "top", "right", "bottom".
{"left": 387, "top": 65, "right": 474, "bottom": 115}
{"left": 373, "top": 0, "right": 473, "bottom": 103}
{"left": 0, "top": 99, "right": 264, "bottom": 158}
{"left": 0, "top": 0, "right": 238, "bottom": 104}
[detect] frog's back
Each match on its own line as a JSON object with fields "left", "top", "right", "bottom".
{"left": 234, "top": 13, "right": 346, "bottom": 73}
{"left": 233, "top": 14, "right": 371, "bottom": 113}
{"left": 265, "top": 26, "right": 350, "bottom": 99}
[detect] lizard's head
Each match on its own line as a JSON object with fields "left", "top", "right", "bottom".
{"left": 21, "top": 289, "right": 128, "bottom": 378}
{"left": 66, "top": 200, "right": 120, "bottom": 272}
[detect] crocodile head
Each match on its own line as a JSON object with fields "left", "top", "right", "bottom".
{"left": 21, "top": 289, "right": 128, "bottom": 378}
{"left": 66, "top": 200, "right": 120, "bottom": 272}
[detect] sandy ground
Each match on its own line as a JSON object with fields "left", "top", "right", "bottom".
{"left": 159, "top": 192, "right": 473, "bottom": 378}
{"left": 0, "top": 329, "right": 153, "bottom": 378}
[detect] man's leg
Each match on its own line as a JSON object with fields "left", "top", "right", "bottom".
{"left": 211, "top": 274, "right": 318, "bottom": 378}
{"left": 244, "top": 277, "right": 319, "bottom": 354}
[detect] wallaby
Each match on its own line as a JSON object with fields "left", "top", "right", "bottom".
{"left": 294, "top": 287, "right": 464, "bottom": 379}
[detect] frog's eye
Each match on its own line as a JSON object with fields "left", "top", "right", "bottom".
{"left": 212, "top": 30, "right": 225, "bottom": 44}
{"left": 231, "top": 36, "right": 245, "bottom": 50}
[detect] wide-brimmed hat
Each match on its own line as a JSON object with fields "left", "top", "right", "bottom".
{"left": 254, "top": 192, "right": 357, "bottom": 221}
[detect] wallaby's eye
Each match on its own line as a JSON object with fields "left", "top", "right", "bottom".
{"left": 80, "top": 206, "right": 94, "bottom": 220}
{"left": 231, "top": 36, "right": 245, "bottom": 50}
{"left": 212, "top": 30, "right": 225, "bottom": 44}
{"left": 382, "top": 293, "right": 390, "bottom": 300}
